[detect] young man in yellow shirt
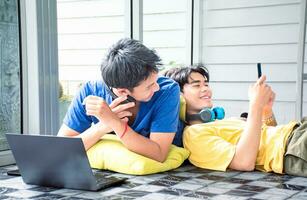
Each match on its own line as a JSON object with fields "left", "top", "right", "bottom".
{"left": 164, "top": 64, "right": 307, "bottom": 177}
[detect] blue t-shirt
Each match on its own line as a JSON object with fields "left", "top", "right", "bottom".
{"left": 63, "top": 76, "right": 184, "bottom": 147}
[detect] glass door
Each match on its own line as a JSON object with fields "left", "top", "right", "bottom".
{"left": 0, "top": 0, "right": 21, "bottom": 151}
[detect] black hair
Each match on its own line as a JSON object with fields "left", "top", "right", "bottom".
{"left": 101, "top": 38, "right": 161, "bottom": 90}
{"left": 163, "top": 64, "right": 210, "bottom": 91}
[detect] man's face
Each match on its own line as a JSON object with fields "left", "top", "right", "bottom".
{"left": 182, "top": 72, "right": 213, "bottom": 114}
{"left": 129, "top": 72, "right": 160, "bottom": 102}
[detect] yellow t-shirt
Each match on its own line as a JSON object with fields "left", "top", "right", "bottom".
{"left": 183, "top": 118, "right": 298, "bottom": 174}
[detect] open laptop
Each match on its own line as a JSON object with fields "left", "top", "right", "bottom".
{"left": 5, "top": 133, "right": 127, "bottom": 191}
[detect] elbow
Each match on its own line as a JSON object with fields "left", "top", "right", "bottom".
{"left": 125, "top": 146, "right": 167, "bottom": 163}
{"left": 153, "top": 153, "right": 167, "bottom": 163}
{"left": 156, "top": 156, "right": 167, "bottom": 163}
{"left": 240, "top": 163, "right": 255, "bottom": 171}
{"left": 236, "top": 160, "right": 255, "bottom": 171}
{"left": 156, "top": 148, "right": 169, "bottom": 163}
{"left": 230, "top": 157, "right": 255, "bottom": 171}
{"left": 149, "top": 151, "right": 168, "bottom": 163}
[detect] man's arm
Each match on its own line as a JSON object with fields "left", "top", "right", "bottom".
{"left": 229, "top": 75, "right": 273, "bottom": 171}
{"left": 106, "top": 117, "right": 175, "bottom": 162}
{"left": 58, "top": 96, "right": 134, "bottom": 151}
{"left": 262, "top": 91, "right": 277, "bottom": 126}
{"left": 124, "top": 132, "right": 175, "bottom": 163}
{"left": 58, "top": 123, "right": 109, "bottom": 150}
{"left": 84, "top": 95, "right": 177, "bottom": 163}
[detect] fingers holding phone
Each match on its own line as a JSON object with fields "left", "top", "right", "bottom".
{"left": 83, "top": 95, "right": 135, "bottom": 123}
{"left": 256, "top": 63, "right": 266, "bottom": 85}
{"left": 256, "top": 75, "right": 266, "bottom": 85}
{"left": 249, "top": 63, "right": 274, "bottom": 109}
{"left": 109, "top": 96, "right": 135, "bottom": 121}
{"left": 249, "top": 82, "right": 273, "bottom": 110}
{"left": 256, "top": 63, "right": 275, "bottom": 103}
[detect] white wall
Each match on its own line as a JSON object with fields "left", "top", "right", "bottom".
{"left": 57, "top": 0, "right": 189, "bottom": 96}
{"left": 143, "top": 0, "right": 188, "bottom": 65}
{"left": 201, "top": 0, "right": 307, "bottom": 123}
{"left": 57, "top": 0, "right": 307, "bottom": 122}
{"left": 57, "top": 0, "right": 126, "bottom": 96}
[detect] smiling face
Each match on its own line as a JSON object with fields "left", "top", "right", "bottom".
{"left": 129, "top": 72, "right": 160, "bottom": 102}
{"left": 182, "top": 72, "right": 213, "bottom": 114}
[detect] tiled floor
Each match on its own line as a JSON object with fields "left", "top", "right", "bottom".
{"left": 1, "top": 164, "right": 307, "bottom": 199}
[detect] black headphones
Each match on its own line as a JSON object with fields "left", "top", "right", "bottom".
{"left": 186, "top": 107, "right": 225, "bottom": 123}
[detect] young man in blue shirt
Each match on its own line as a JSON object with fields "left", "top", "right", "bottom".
{"left": 58, "top": 38, "right": 183, "bottom": 163}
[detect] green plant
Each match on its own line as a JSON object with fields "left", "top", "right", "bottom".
{"left": 159, "top": 61, "right": 182, "bottom": 75}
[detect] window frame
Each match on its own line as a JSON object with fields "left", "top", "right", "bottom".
{"left": 21, "top": 0, "right": 59, "bottom": 136}
{"left": 0, "top": 0, "right": 23, "bottom": 166}
{"left": 296, "top": 0, "right": 307, "bottom": 120}
{"left": 0, "top": 0, "right": 59, "bottom": 166}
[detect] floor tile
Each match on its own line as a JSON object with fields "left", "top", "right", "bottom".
{"left": 132, "top": 184, "right": 166, "bottom": 192}
{"left": 0, "top": 187, "right": 18, "bottom": 195}
{"left": 157, "top": 188, "right": 191, "bottom": 196}
{"left": 32, "top": 193, "right": 67, "bottom": 200}
{"left": 49, "top": 188, "right": 84, "bottom": 196}
{"left": 276, "top": 183, "right": 306, "bottom": 191}
{"left": 264, "top": 187, "right": 299, "bottom": 196}
{"left": 5, "top": 189, "right": 44, "bottom": 198}
{"left": 252, "top": 192, "right": 291, "bottom": 200}
{"left": 210, "top": 181, "right": 242, "bottom": 189}
{"left": 211, "top": 194, "right": 249, "bottom": 200}
{"left": 184, "top": 191, "right": 216, "bottom": 199}
{"left": 116, "top": 189, "right": 150, "bottom": 198}
{"left": 197, "top": 186, "right": 232, "bottom": 194}
{"left": 135, "top": 192, "right": 177, "bottom": 200}
{"left": 209, "top": 171, "right": 240, "bottom": 178}
{"left": 225, "top": 189, "right": 258, "bottom": 197}
{"left": 0, "top": 164, "right": 305, "bottom": 199}
{"left": 236, "top": 184, "right": 268, "bottom": 192}
{"left": 0, "top": 177, "right": 36, "bottom": 190}
{"left": 247, "top": 180, "right": 280, "bottom": 188}
{"left": 288, "top": 191, "right": 307, "bottom": 200}
{"left": 171, "top": 181, "right": 204, "bottom": 190}
{"left": 234, "top": 172, "right": 268, "bottom": 180}
{"left": 285, "top": 177, "right": 307, "bottom": 187}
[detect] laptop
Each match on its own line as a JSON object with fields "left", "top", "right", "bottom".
{"left": 5, "top": 133, "right": 127, "bottom": 191}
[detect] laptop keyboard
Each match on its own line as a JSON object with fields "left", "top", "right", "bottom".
{"left": 93, "top": 172, "right": 108, "bottom": 183}
{"left": 92, "top": 171, "right": 126, "bottom": 188}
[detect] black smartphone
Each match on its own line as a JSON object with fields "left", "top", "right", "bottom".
{"left": 257, "top": 63, "right": 262, "bottom": 78}
{"left": 105, "top": 84, "right": 135, "bottom": 104}
{"left": 7, "top": 169, "right": 21, "bottom": 176}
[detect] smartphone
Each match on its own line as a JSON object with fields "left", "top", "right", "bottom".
{"left": 257, "top": 63, "right": 262, "bottom": 78}
{"left": 105, "top": 84, "right": 135, "bottom": 104}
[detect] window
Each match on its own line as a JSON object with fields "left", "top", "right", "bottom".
{"left": 0, "top": 0, "right": 21, "bottom": 152}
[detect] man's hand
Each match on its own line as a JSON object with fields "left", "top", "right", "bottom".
{"left": 83, "top": 95, "right": 135, "bottom": 130}
{"left": 229, "top": 75, "right": 274, "bottom": 171}
{"left": 248, "top": 75, "right": 273, "bottom": 111}
{"left": 249, "top": 75, "right": 276, "bottom": 123}
{"left": 262, "top": 90, "right": 275, "bottom": 118}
